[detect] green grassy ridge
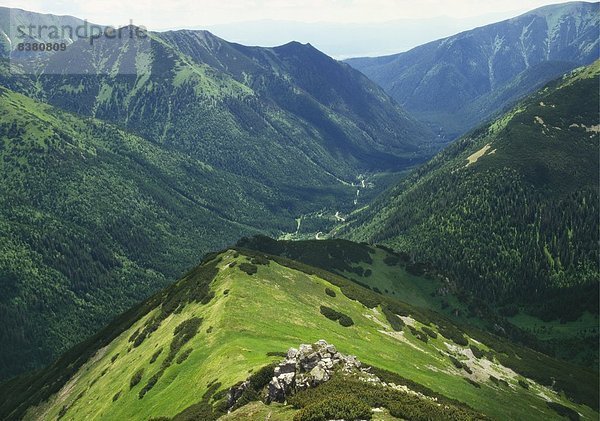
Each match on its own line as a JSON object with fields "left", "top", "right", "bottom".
{"left": 235, "top": 235, "right": 600, "bottom": 373}
{"left": 343, "top": 61, "right": 599, "bottom": 323}
{"left": 240, "top": 241, "right": 599, "bottom": 408}
{"left": 2, "top": 249, "right": 597, "bottom": 420}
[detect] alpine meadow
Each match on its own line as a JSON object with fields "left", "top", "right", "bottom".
{"left": 0, "top": 2, "right": 598, "bottom": 421}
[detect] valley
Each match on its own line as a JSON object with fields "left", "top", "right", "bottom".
{"left": 0, "top": 2, "right": 598, "bottom": 421}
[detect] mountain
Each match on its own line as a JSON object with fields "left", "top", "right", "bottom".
{"left": 342, "top": 61, "right": 599, "bottom": 359}
{"left": 202, "top": 12, "right": 521, "bottom": 59}
{"left": 1, "top": 245, "right": 597, "bottom": 420}
{"left": 14, "top": 28, "right": 434, "bottom": 171}
{"left": 346, "top": 2, "right": 600, "bottom": 140}
{"left": 0, "top": 11, "right": 434, "bottom": 380}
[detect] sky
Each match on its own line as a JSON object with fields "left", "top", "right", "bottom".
{"left": 2, "top": 0, "right": 576, "bottom": 29}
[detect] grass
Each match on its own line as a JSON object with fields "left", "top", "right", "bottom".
{"left": 21, "top": 250, "right": 597, "bottom": 421}
{"left": 508, "top": 311, "right": 598, "bottom": 341}
{"left": 339, "top": 247, "right": 473, "bottom": 325}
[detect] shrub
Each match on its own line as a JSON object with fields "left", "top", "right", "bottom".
{"left": 469, "top": 345, "right": 484, "bottom": 359}
{"left": 339, "top": 315, "right": 355, "bottom": 327}
{"left": 177, "top": 348, "right": 193, "bottom": 364}
{"left": 325, "top": 287, "right": 336, "bottom": 297}
{"left": 289, "top": 370, "right": 484, "bottom": 420}
{"left": 266, "top": 351, "right": 287, "bottom": 357}
{"left": 150, "top": 348, "right": 163, "bottom": 364}
{"left": 449, "top": 356, "right": 463, "bottom": 370}
{"left": 130, "top": 368, "right": 144, "bottom": 389}
{"left": 421, "top": 326, "right": 438, "bottom": 339}
{"left": 364, "top": 269, "right": 372, "bottom": 277}
{"left": 128, "top": 328, "right": 140, "bottom": 343}
{"left": 408, "top": 326, "right": 428, "bottom": 343}
{"left": 251, "top": 255, "right": 270, "bottom": 265}
{"left": 547, "top": 402, "right": 580, "bottom": 421}
{"left": 294, "top": 395, "right": 372, "bottom": 421}
{"left": 172, "top": 401, "right": 216, "bottom": 421}
{"left": 200, "top": 290, "right": 215, "bottom": 305}
{"left": 238, "top": 263, "right": 258, "bottom": 275}
{"left": 167, "top": 317, "right": 203, "bottom": 366}
{"left": 111, "top": 353, "right": 120, "bottom": 363}
{"left": 320, "top": 305, "right": 341, "bottom": 321}
{"left": 230, "top": 363, "right": 276, "bottom": 411}
{"left": 383, "top": 255, "right": 400, "bottom": 266}
{"left": 319, "top": 306, "right": 354, "bottom": 327}
{"left": 438, "top": 324, "right": 468, "bottom": 346}
{"left": 465, "top": 378, "right": 480, "bottom": 388}
{"left": 223, "top": 289, "right": 230, "bottom": 295}
{"left": 112, "top": 391, "right": 121, "bottom": 402}
{"left": 139, "top": 371, "right": 161, "bottom": 398}
{"left": 518, "top": 379, "right": 530, "bottom": 389}
{"left": 381, "top": 306, "right": 405, "bottom": 331}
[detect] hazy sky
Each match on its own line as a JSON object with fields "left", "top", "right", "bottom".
{"left": 2, "top": 0, "right": 578, "bottom": 29}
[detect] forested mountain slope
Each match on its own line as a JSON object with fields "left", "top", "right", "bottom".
{"left": 344, "top": 62, "right": 599, "bottom": 323}
{"left": 347, "top": 2, "right": 599, "bottom": 139}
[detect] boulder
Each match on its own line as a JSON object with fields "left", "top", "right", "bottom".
{"left": 263, "top": 341, "right": 368, "bottom": 403}
{"left": 287, "top": 347, "right": 299, "bottom": 359}
{"left": 310, "top": 364, "right": 330, "bottom": 384}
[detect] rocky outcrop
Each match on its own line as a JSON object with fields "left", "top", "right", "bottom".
{"left": 226, "top": 339, "right": 431, "bottom": 411}
{"left": 266, "top": 340, "right": 364, "bottom": 403}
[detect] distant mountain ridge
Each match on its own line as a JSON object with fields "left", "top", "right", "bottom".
{"left": 346, "top": 1, "right": 600, "bottom": 140}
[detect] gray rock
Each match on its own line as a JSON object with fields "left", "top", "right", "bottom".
{"left": 261, "top": 341, "right": 371, "bottom": 404}
{"left": 268, "top": 377, "right": 285, "bottom": 403}
{"left": 299, "top": 344, "right": 313, "bottom": 355}
{"left": 278, "top": 360, "right": 296, "bottom": 375}
{"left": 287, "top": 347, "right": 299, "bottom": 359}
{"left": 301, "top": 352, "right": 320, "bottom": 371}
{"left": 309, "top": 364, "right": 330, "bottom": 384}
{"left": 321, "top": 357, "right": 334, "bottom": 369}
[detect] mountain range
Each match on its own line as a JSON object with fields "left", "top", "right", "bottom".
{"left": 346, "top": 1, "right": 599, "bottom": 140}
{"left": 0, "top": 3, "right": 598, "bottom": 421}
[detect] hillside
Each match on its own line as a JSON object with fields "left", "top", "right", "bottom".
{"left": 342, "top": 61, "right": 599, "bottom": 360}
{"left": 1, "top": 248, "right": 597, "bottom": 420}
{"left": 0, "top": 10, "right": 435, "bottom": 380}
{"left": 346, "top": 2, "right": 599, "bottom": 139}
{"left": 6, "top": 24, "right": 435, "bottom": 173}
